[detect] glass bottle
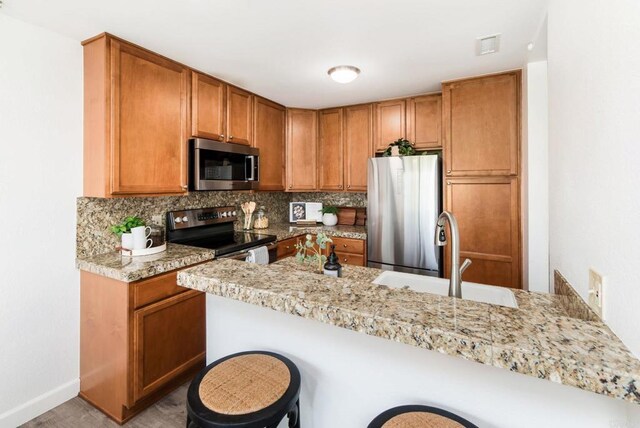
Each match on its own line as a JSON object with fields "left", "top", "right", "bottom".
{"left": 253, "top": 206, "right": 269, "bottom": 229}
{"left": 323, "top": 244, "right": 342, "bottom": 278}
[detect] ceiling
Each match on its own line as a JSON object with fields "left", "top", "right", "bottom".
{"left": 1, "top": 0, "right": 547, "bottom": 109}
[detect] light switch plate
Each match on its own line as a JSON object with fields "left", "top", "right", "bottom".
{"left": 588, "top": 268, "right": 605, "bottom": 319}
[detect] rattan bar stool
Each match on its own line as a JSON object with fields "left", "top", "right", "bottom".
{"left": 368, "top": 405, "right": 478, "bottom": 428}
{"left": 186, "top": 350, "right": 300, "bottom": 428}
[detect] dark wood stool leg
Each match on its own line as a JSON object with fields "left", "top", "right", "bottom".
{"left": 288, "top": 399, "right": 300, "bottom": 428}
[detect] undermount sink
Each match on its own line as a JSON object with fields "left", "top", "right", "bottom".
{"left": 373, "top": 270, "right": 518, "bottom": 308}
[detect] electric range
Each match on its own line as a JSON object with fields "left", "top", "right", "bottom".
{"left": 166, "top": 206, "right": 278, "bottom": 260}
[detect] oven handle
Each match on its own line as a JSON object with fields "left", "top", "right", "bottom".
{"left": 219, "top": 241, "right": 278, "bottom": 261}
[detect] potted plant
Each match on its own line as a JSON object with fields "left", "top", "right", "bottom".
{"left": 111, "top": 216, "right": 145, "bottom": 249}
{"left": 320, "top": 206, "right": 339, "bottom": 226}
{"left": 382, "top": 138, "right": 416, "bottom": 157}
{"left": 295, "top": 233, "right": 333, "bottom": 273}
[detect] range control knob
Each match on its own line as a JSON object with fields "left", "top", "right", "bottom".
{"left": 221, "top": 212, "right": 227, "bottom": 218}
{"left": 232, "top": 211, "right": 237, "bottom": 216}
{"left": 174, "top": 217, "right": 182, "bottom": 224}
{"left": 182, "top": 216, "right": 189, "bottom": 223}
{"left": 227, "top": 211, "right": 234, "bottom": 217}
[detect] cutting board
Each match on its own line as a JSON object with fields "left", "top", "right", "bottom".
{"left": 337, "top": 208, "right": 357, "bottom": 225}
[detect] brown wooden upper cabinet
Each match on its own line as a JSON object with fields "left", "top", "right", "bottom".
{"left": 442, "top": 71, "right": 520, "bottom": 176}
{"left": 191, "top": 74, "right": 253, "bottom": 146}
{"left": 286, "top": 108, "right": 318, "bottom": 191}
{"left": 253, "top": 97, "right": 285, "bottom": 191}
{"left": 344, "top": 104, "right": 373, "bottom": 191}
{"left": 226, "top": 85, "right": 253, "bottom": 146}
{"left": 374, "top": 99, "right": 406, "bottom": 152}
{"left": 191, "top": 72, "right": 225, "bottom": 141}
{"left": 83, "top": 34, "right": 189, "bottom": 197}
{"left": 407, "top": 94, "right": 442, "bottom": 149}
{"left": 444, "top": 176, "right": 520, "bottom": 289}
{"left": 318, "top": 108, "right": 345, "bottom": 191}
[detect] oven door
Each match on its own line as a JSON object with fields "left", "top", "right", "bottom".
{"left": 190, "top": 138, "right": 260, "bottom": 190}
{"left": 219, "top": 242, "right": 278, "bottom": 264}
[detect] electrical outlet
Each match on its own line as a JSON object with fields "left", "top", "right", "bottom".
{"left": 151, "top": 215, "right": 163, "bottom": 225}
{"left": 588, "top": 269, "right": 605, "bottom": 319}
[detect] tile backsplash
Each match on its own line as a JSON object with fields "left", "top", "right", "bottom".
{"left": 77, "top": 191, "right": 367, "bottom": 258}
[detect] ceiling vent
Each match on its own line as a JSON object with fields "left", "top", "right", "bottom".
{"left": 476, "top": 34, "right": 501, "bottom": 55}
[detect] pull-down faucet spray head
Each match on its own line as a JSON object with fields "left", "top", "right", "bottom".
{"left": 434, "top": 220, "right": 447, "bottom": 246}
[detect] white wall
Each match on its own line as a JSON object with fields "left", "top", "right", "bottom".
{"left": 547, "top": 0, "right": 640, "bottom": 358}
{"left": 0, "top": 13, "right": 83, "bottom": 427}
{"left": 522, "top": 60, "right": 549, "bottom": 292}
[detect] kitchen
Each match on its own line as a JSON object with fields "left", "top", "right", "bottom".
{"left": 1, "top": 1, "right": 640, "bottom": 427}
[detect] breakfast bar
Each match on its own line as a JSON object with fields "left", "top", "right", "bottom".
{"left": 178, "top": 257, "right": 640, "bottom": 427}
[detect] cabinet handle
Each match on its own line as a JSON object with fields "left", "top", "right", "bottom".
{"left": 229, "top": 135, "right": 234, "bottom": 139}
{"left": 289, "top": 184, "right": 293, "bottom": 189}
{"left": 347, "top": 185, "right": 351, "bottom": 189}
{"left": 447, "top": 170, "right": 451, "bottom": 174}
{"left": 343, "top": 244, "right": 347, "bottom": 248}
{"left": 343, "top": 258, "right": 348, "bottom": 262}
{"left": 181, "top": 185, "right": 188, "bottom": 190}
{"left": 220, "top": 134, "right": 225, "bottom": 139}
{"left": 447, "top": 181, "right": 452, "bottom": 185}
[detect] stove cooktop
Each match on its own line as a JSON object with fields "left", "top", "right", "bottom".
{"left": 175, "top": 231, "right": 277, "bottom": 256}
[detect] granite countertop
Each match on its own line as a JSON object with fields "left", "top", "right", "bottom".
{"left": 241, "top": 222, "right": 367, "bottom": 241}
{"left": 177, "top": 257, "right": 640, "bottom": 405}
{"left": 76, "top": 243, "right": 215, "bottom": 282}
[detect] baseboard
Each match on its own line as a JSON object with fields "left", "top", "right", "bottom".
{"left": 0, "top": 378, "right": 79, "bottom": 427}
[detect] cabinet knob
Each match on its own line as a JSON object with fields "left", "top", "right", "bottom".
{"left": 343, "top": 244, "right": 347, "bottom": 248}
{"left": 447, "top": 170, "right": 451, "bottom": 174}
{"left": 289, "top": 184, "right": 292, "bottom": 189}
{"left": 447, "top": 181, "right": 452, "bottom": 185}
{"left": 220, "top": 134, "right": 225, "bottom": 139}
{"left": 229, "top": 135, "right": 234, "bottom": 139}
{"left": 181, "top": 185, "right": 188, "bottom": 190}
{"left": 343, "top": 258, "right": 348, "bottom": 262}
{"left": 347, "top": 185, "right": 351, "bottom": 189}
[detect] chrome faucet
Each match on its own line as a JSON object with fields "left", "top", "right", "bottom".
{"left": 434, "top": 211, "right": 472, "bottom": 298}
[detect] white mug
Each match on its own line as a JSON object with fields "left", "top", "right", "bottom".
{"left": 131, "top": 226, "right": 152, "bottom": 250}
{"left": 121, "top": 232, "right": 134, "bottom": 250}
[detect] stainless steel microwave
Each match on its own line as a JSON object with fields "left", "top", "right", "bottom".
{"left": 189, "top": 138, "right": 259, "bottom": 191}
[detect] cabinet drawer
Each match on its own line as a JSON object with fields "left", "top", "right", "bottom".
{"left": 331, "top": 237, "right": 365, "bottom": 255}
{"left": 133, "top": 271, "right": 188, "bottom": 309}
{"left": 335, "top": 252, "right": 365, "bottom": 267}
{"left": 277, "top": 237, "right": 300, "bottom": 260}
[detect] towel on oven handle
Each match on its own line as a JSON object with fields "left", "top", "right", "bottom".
{"left": 246, "top": 246, "right": 269, "bottom": 265}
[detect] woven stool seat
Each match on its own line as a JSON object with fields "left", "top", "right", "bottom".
{"left": 187, "top": 351, "right": 301, "bottom": 428}
{"left": 369, "top": 405, "right": 478, "bottom": 428}
{"left": 199, "top": 354, "right": 291, "bottom": 415}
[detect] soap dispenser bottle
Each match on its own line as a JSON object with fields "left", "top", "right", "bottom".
{"left": 323, "top": 244, "right": 342, "bottom": 278}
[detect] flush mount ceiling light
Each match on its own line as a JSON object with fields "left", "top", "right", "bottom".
{"left": 327, "top": 65, "right": 361, "bottom": 84}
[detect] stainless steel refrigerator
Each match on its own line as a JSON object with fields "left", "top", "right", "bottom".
{"left": 367, "top": 155, "right": 442, "bottom": 276}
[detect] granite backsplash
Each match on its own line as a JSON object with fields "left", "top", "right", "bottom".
{"left": 77, "top": 191, "right": 367, "bottom": 258}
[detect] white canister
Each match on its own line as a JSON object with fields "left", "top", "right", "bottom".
{"left": 322, "top": 213, "right": 338, "bottom": 226}
{"left": 131, "top": 226, "right": 152, "bottom": 250}
{"left": 121, "top": 232, "right": 134, "bottom": 250}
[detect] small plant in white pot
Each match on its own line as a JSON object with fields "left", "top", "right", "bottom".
{"left": 111, "top": 216, "right": 145, "bottom": 250}
{"left": 320, "top": 206, "right": 339, "bottom": 226}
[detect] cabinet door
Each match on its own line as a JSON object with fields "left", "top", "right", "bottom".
{"left": 444, "top": 177, "right": 520, "bottom": 288}
{"left": 374, "top": 99, "right": 406, "bottom": 152}
{"left": 132, "top": 290, "right": 205, "bottom": 403}
{"left": 443, "top": 72, "right": 520, "bottom": 176}
{"left": 191, "top": 72, "right": 225, "bottom": 141}
{"left": 226, "top": 86, "right": 253, "bottom": 146}
{"left": 286, "top": 109, "right": 317, "bottom": 191}
{"left": 318, "top": 108, "right": 344, "bottom": 191}
{"left": 344, "top": 104, "right": 373, "bottom": 191}
{"left": 253, "top": 97, "right": 285, "bottom": 191}
{"left": 110, "top": 39, "right": 189, "bottom": 195}
{"left": 407, "top": 94, "right": 442, "bottom": 149}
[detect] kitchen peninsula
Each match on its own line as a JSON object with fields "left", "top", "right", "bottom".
{"left": 178, "top": 257, "right": 640, "bottom": 427}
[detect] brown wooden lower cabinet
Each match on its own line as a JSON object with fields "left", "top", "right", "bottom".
{"left": 80, "top": 269, "right": 205, "bottom": 424}
{"left": 444, "top": 176, "right": 521, "bottom": 288}
{"left": 277, "top": 235, "right": 367, "bottom": 267}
